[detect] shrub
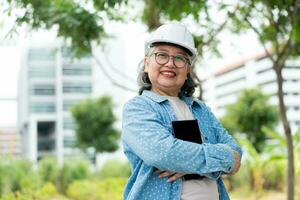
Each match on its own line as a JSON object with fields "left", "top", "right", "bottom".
{"left": 262, "top": 158, "right": 286, "bottom": 190}
{"left": 0, "top": 183, "right": 69, "bottom": 200}
{"left": 225, "top": 161, "right": 252, "bottom": 191}
{"left": 38, "top": 157, "right": 59, "bottom": 185}
{"left": 57, "top": 158, "right": 91, "bottom": 193}
{"left": 97, "top": 159, "right": 130, "bottom": 179}
{"left": 0, "top": 157, "right": 40, "bottom": 196}
{"left": 66, "top": 178, "right": 127, "bottom": 200}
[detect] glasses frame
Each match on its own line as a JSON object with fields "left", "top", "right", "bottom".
{"left": 150, "top": 52, "right": 191, "bottom": 68}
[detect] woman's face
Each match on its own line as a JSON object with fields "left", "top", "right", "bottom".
{"left": 144, "top": 44, "right": 190, "bottom": 96}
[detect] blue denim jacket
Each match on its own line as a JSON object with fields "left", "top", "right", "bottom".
{"left": 122, "top": 90, "right": 242, "bottom": 200}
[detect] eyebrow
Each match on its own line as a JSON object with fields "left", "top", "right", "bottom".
{"left": 155, "top": 47, "right": 188, "bottom": 57}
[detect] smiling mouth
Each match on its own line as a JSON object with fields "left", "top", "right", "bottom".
{"left": 160, "top": 71, "right": 176, "bottom": 77}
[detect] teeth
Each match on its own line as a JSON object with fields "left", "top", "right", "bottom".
{"left": 161, "top": 71, "right": 176, "bottom": 76}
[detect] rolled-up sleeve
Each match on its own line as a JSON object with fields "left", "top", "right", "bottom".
{"left": 122, "top": 98, "right": 236, "bottom": 175}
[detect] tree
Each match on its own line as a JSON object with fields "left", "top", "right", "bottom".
{"left": 70, "top": 96, "right": 120, "bottom": 154}
{"left": 227, "top": 1, "right": 300, "bottom": 199}
{"left": 221, "top": 88, "right": 278, "bottom": 153}
{"left": 2, "top": 0, "right": 236, "bottom": 99}
{"left": 3, "top": 0, "right": 299, "bottom": 198}
{"left": 2, "top": 0, "right": 136, "bottom": 92}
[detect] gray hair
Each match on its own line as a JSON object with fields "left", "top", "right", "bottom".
{"left": 137, "top": 46, "right": 197, "bottom": 97}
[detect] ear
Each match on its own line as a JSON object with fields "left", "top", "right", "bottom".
{"left": 144, "top": 57, "right": 149, "bottom": 72}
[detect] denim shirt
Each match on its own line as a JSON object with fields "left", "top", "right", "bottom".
{"left": 122, "top": 90, "right": 242, "bottom": 200}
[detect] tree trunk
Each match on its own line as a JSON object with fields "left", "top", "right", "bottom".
{"left": 274, "top": 64, "right": 294, "bottom": 200}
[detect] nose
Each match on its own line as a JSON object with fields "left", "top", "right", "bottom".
{"left": 165, "top": 56, "right": 175, "bottom": 68}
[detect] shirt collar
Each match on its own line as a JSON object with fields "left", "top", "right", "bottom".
{"left": 142, "top": 90, "right": 195, "bottom": 106}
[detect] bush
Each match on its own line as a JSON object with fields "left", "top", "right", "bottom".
{"left": 0, "top": 183, "right": 70, "bottom": 200}
{"left": 66, "top": 178, "right": 127, "bottom": 200}
{"left": 262, "top": 159, "right": 286, "bottom": 190}
{"left": 97, "top": 159, "right": 130, "bottom": 179}
{"left": 225, "top": 161, "right": 252, "bottom": 191}
{"left": 38, "top": 157, "right": 59, "bottom": 185}
{"left": 57, "top": 158, "right": 92, "bottom": 193}
{"left": 0, "top": 157, "right": 40, "bottom": 196}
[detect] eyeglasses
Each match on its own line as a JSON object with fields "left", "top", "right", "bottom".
{"left": 150, "top": 52, "right": 190, "bottom": 68}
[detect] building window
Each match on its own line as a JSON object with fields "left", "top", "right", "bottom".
{"left": 28, "top": 49, "right": 55, "bottom": 61}
{"left": 258, "top": 79, "right": 276, "bottom": 87}
{"left": 216, "top": 90, "right": 241, "bottom": 99}
{"left": 30, "top": 102, "right": 55, "bottom": 113}
{"left": 256, "top": 67, "right": 272, "bottom": 74}
{"left": 29, "top": 66, "right": 55, "bottom": 78}
{"left": 63, "top": 82, "right": 92, "bottom": 94}
{"left": 286, "top": 66, "right": 300, "bottom": 69}
{"left": 216, "top": 77, "right": 246, "bottom": 88}
{"left": 63, "top": 100, "right": 78, "bottom": 111}
{"left": 31, "top": 84, "right": 55, "bottom": 95}
{"left": 64, "top": 137, "right": 76, "bottom": 147}
{"left": 63, "top": 117, "right": 75, "bottom": 130}
{"left": 63, "top": 65, "right": 91, "bottom": 76}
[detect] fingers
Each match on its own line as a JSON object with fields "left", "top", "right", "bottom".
{"left": 166, "top": 173, "right": 185, "bottom": 182}
{"left": 155, "top": 169, "right": 185, "bottom": 182}
{"left": 228, "top": 150, "right": 241, "bottom": 175}
{"left": 158, "top": 171, "right": 176, "bottom": 178}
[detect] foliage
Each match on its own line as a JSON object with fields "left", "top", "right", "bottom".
{"left": 227, "top": 1, "right": 300, "bottom": 198}
{"left": 238, "top": 138, "right": 264, "bottom": 196}
{"left": 221, "top": 88, "right": 278, "bottom": 152}
{"left": 0, "top": 157, "right": 130, "bottom": 199}
{"left": 38, "top": 157, "right": 59, "bottom": 185}
{"left": 229, "top": 125, "right": 300, "bottom": 195}
{"left": 229, "top": 0, "right": 300, "bottom": 56}
{"left": 0, "top": 157, "right": 40, "bottom": 196}
{"left": 1, "top": 183, "right": 70, "bottom": 200}
{"left": 262, "top": 158, "right": 286, "bottom": 190}
{"left": 71, "top": 95, "right": 120, "bottom": 153}
{"left": 5, "top": 0, "right": 128, "bottom": 56}
{"left": 57, "top": 158, "right": 92, "bottom": 194}
{"left": 262, "top": 126, "right": 300, "bottom": 176}
{"left": 97, "top": 159, "right": 131, "bottom": 179}
{"left": 66, "top": 178, "right": 127, "bottom": 200}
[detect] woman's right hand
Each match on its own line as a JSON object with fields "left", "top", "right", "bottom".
{"left": 228, "top": 150, "right": 241, "bottom": 175}
{"left": 155, "top": 169, "right": 185, "bottom": 183}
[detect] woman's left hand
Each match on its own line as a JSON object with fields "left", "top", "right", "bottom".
{"left": 155, "top": 169, "right": 185, "bottom": 182}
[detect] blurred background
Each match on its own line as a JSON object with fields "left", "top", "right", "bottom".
{"left": 0, "top": 0, "right": 299, "bottom": 200}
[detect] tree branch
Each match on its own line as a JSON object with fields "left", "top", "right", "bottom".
{"left": 92, "top": 52, "right": 137, "bottom": 93}
{"left": 101, "top": 51, "right": 136, "bottom": 84}
{"left": 276, "top": 0, "right": 300, "bottom": 70}
{"left": 244, "top": 17, "right": 275, "bottom": 63}
{"left": 196, "top": 5, "right": 239, "bottom": 56}
{"left": 266, "top": 6, "right": 280, "bottom": 55}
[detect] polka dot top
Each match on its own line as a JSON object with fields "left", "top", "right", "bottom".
{"left": 122, "top": 90, "right": 242, "bottom": 200}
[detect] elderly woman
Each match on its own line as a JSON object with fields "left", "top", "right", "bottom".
{"left": 122, "top": 22, "right": 242, "bottom": 200}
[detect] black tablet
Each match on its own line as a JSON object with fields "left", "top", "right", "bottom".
{"left": 171, "top": 119, "right": 203, "bottom": 144}
{"left": 171, "top": 119, "right": 204, "bottom": 180}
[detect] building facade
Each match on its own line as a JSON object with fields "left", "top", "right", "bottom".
{"left": 0, "top": 127, "right": 21, "bottom": 156}
{"left": 18, "top": 45, "right": 93, "bottom": 164}
{"left": 202, "top": 53, "right": 300, "bottom": 132}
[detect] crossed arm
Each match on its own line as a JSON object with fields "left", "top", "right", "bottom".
{"left": 122, "top": 99, "right": 242, "bottom": 182}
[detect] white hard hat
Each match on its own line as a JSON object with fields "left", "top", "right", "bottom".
{"left": 145, "top": 22, "right": 197, "bottom": 62}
